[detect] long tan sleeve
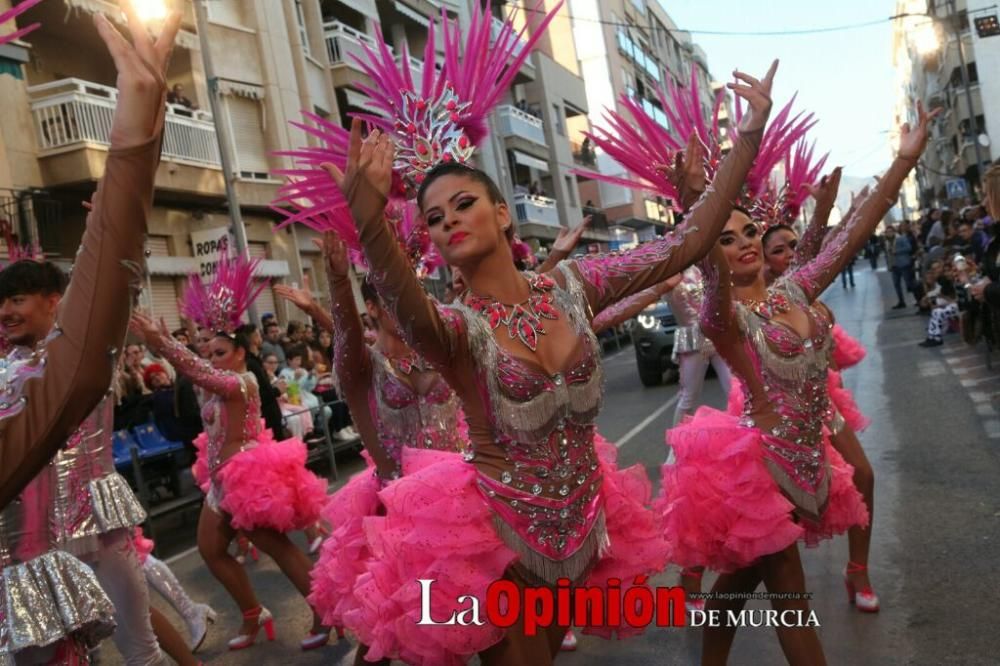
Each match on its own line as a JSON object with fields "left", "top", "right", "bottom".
{"left": 567, "top": 127, "right": 763, "bottom": 316}
{"left": 0, "top": 104, "right": 165, "bottom": 508}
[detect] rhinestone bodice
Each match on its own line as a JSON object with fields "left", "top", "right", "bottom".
{"left": 369, "top": 349, "right": 466, "bottom": 471}
{"left": 198, "top": 372, "right": 261, "bottom": 474}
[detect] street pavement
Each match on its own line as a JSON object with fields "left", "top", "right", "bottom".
{"left": 99, "top": 263, "right": 1000, "bottom": 665}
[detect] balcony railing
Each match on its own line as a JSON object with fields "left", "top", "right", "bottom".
{"left": 514, "top": 192, "right": 560, "bottom": 227}
{"left": 491, "top": 15, "right": 528, "bottom": 51}
{"left": 325, "top": 20, "right": 383, "bottom": 69}
{"left": 497, "top": 105, "right": 546, "bottom": 146}
{"left": 28, "top": 79, "right": 220, "bottom": 167}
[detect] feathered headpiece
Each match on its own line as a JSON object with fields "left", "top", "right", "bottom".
{"left": 576, "top": 65, "right": 826, "bottom": 228}
{"left": 273, "top": 2, "right": 560, "bottom": 272}
{"left": 181, "top": 250, "right": 266, "bottom": 335}
{"left": 752, "top": 137, "right": 828, "bottom": 228}
{"left": 1, "top": 219, "right": 43, "bottom": 265}
{"left": 1, "top": 0, "right": 42, "bottom": 47}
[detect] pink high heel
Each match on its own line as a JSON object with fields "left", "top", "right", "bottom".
{"left": 228, "top": 606, "right": 275, "bottom": 650}
{"left": 844, "top": 561, "right": 880, "bottom": 613}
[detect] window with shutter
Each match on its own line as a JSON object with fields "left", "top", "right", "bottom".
{"left": 247, "top": 242, "right": 268, "bottom": 259}
{"left": 145, "top": 236, "right": 170, "bottom": 256}
{"left": 227, "top": 97, "right": 270, "bottom": 180}
{"left": 295, "top": 0, "right": 311, "bottom": 57}
{"left": 253, "top": 282, "right": 278, "bottom": 321}
{"left": 150, "top": 278, "right": 181, "bottom": 331}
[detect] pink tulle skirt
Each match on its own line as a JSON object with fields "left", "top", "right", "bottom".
{"left": 832, "top": 324, "right": 866, "bottom": 369}
{"left": 657, "top": 407, "right": 868, "bottom": 573}
{"left": 196, "top": 430, "right": 328, "bottom": 533}
{"left": 346, "top": 438, "right": 669, "bottom": 664}
{"left": 132, "top": 527, "right": 155, "bottom": 565}
{"left": 828, "top": 370, "right": 870, "bottom": 433}
{"left": 308, "top": 456, "right": 381, "bottom": 629}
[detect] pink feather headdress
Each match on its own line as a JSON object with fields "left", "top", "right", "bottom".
{"left": 752, "top": 137, "right": 828, "bottom": 229}
{"left": 351, "top": 1, "right": 561, "bottom": 192}
{"left": 181, "top": 250, "right": 266, "bottom": 335}
{"left": 575, "top": 65, "right": 826, "bottom": 227}
{"left": 1, "top": 0, "right": 42, "bottom": 47}
{"left": 1, "top": 219, "right": 43, "bottom": 265}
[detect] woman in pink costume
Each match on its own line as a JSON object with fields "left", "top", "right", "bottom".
{"left": 657, "top": 102, "right": 937, "bottom": 664}
{"left": 758, "top": 171, "right": 879, "bottom": 612}
{"left": 274, "top": 229, "right": 469, "bottom": 662}
{"left": 129, "top": 251, "right": 329, "bottom": 652}
{"left": 310, "top": 29, "right": 780, "bottom": 656}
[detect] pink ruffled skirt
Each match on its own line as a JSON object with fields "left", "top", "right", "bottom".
{"left": 828, "top": 370, "right": 870, "bottom": 433}
{"left": 308, "top": 456, "right": 381, "bottom": 629}
{"left": 657, "top": 407, "right": 868, "bottom": 573}
{"left": 345, "top": 439, "right": 668, "bottom": 664}
{"left": 194, "top": 430, "right": 328, "bottom": 533}
{"left": 831, "top": 324, "right": 866, "bottom": 369}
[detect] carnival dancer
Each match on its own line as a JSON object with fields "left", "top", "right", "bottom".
{"left": 275, "top": 225, "right": 469, "bottom": 662}
{"left": 0, "top": 0, "right": 180, "bottom": 509}
{"left": 307, "top": 27, "right": 778, "bottom": 659}
{"left": 655, "top": 102, "right": 937, "bottom": 664}
{"left": 128, "top": 250, "right": 329, "bottom": 652}
{"left": 759, "top": 169, "right": 880, "bottom": 612}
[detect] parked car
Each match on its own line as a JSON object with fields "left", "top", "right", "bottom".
{"left": 631, "top": 300, "right": 678, "bottom": 386}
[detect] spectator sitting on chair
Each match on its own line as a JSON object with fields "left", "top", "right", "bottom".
{"left": 917, "top": 259, "right": 944, "bottom": 313}
{"left": 144, "top": 363, "right": 197, "bottom": 458}
{"left": 260, "top": 320, "right": 286, "bottom": 369}
{"left": 919, "top": 265, "right": 960, "bottom": 347}
{"left": 237, "top": 323, "right": 286, "bottom": 440}
{"left": 261, "top": 352, "right": 313, "bottom": 440}
{"left": 279, "top": 345, "right": 330, "bottom": 439}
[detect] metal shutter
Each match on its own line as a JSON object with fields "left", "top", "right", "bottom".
{"left": 227, "top": 97, "right": 269, "bottom": 178}
{"left": 149, "top": 278, "right": 181, "bottom": 331}
{"left": 253, "top": 282, "right": 278, "bottom": 321}
{"left": 145, "top": 236, "right": 169, "bottom": 256}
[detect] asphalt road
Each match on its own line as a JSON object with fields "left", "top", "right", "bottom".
{"left": 101, "top": 263, "right": 1000, "bottom": 665}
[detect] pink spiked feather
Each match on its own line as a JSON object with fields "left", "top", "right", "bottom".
{"left": 181, "top": 250, "right": 266, "bottom": 334}
{"left": 1, "top": 0, "right": 43, "bottom": 47}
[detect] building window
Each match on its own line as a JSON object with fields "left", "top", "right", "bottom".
{"left": 295, "top": 0, "right": 311, "bottom": 56}
{"left": 552, "top": 103, "right": 565, "bottom": 136}
{"left": 967, "top": 61, "right": 978, "bottom": 84}
{"left": 565, "top": 176, "right": 577, "bottom": 207}
{"left": 226, "top": 96, "right": 270, "bottom": 180}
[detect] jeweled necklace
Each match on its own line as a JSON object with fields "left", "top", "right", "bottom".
{"left": 739, "top": 289, "right": 792, "bottom": 319}
{"left": 388, "top": 352, "right": 429, "bottom": 376}
{"left": 465, "top": 273, "right": 560, "bottom": 352}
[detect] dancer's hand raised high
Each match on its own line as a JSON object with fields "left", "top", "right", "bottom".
{"left": 898, "top": 100, "right": 941, "bottom": 161}
{"left": 95, "top": 0, "right": 181, "bottom": 146}
{"left": 728, "top": 59, "right": 778, "bottom": 133}
{"left": 322, "top": 118, "right": 395, "bottom": 226}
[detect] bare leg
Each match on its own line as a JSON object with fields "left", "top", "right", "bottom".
{"left": 149, "top": 607, "right": 198, "bottom": 666}
{"left": 758, "top": 545, "right": 827, "bottom": 666}
{"left": 197, "top": 505, "right": 260, "bottom": 635}
{"left": 480, "top": 568, "right": 554, "bottom": 666}
{"left": 354, "top": 643, "right": 390, "bottom": 666}
{"left": 681, "top": 567, "right": 705, "bottom": 608}
{"left": 246, "top": 527, "right": 325, "bottom": 633}
{"left": 829, "top": 426, "right": 875, "bottom": 592}
{"left": 701, "top": 565, "right": 763, "bottom": 666}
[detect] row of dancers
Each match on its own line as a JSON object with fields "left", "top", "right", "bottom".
{"left": 0, "top": 1, "right": 938, "bottom": 665}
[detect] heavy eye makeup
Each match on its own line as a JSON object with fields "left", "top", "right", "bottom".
{"left": 424, "top": 193, "right": 478, "bottom": 226}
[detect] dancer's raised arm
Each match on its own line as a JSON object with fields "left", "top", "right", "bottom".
{"left": 790, "top": 103, "right": 938, "bottom": 300}
{"left": 569, "top": 61, "right": 778, "bottom": 316}
{"left": 327, "top": 121, "right": 466, "bottom": 369}
{"left": 0, "top": 4, "right": 181, "bottom": 507}
{"left": 792, "top": 168, "right": 842, "bottom": 267}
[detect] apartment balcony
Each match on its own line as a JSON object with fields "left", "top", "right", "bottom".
{"left": 491, "top": 16, "right": 535, "bottom": 82}
{"left": 497, "top": 105, "right": 547, "bottom": 157}
{"left": 514, "top": 192, "right": 561, "bottom": 239}
{"left": 325, "top": 20, "right": 382, "bottom": 88}
{"left": 28, "top": 78, "right": 224, "bottom": 196}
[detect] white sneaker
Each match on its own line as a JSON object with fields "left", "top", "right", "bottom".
{"left": 331, "top": 429, "right": 347, "bottom": 441}
{"left": 342, "top": 426, "right": 358, "bottom": 438}
{"left": 560, "top": 630, "right": 577, "bottom": 651}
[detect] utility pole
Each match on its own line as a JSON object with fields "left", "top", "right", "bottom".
{"left": 193, "top": 0, "right": 259, "bottom": 324}
{"left": 946, "top": 0, "right": 986, "bottom": 193}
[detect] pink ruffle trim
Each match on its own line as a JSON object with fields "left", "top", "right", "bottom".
{"left": 584, "top": 434, "right": 670, "bottom": 639}
{"left": 191, "top": 433, "right": 210, "bottom": 493}
{"left": 345, "top": 448, "right": 516, "bottom": 665}
{"left": 828, "top": 370, "right": 870, "bottom": 433}
{"left": 832, "top": 324, "right": 866, "bottom": 369}
{"left": 657, "top": 407, "right": 867, "bottom": 572}
{"left": 214, "top": 431, "right": 328, "bottom": 533}
{"left": 308, "top": 459, "right": 381, "bottom": 629}
{"left": 132, "top": 527, "right": 155, "bottom": 565}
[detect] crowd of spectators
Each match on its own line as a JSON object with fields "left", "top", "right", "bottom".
{"left": 112, "top": 312, "right": 359, "bottom": 462}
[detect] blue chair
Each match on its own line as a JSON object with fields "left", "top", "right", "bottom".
{"left": 112, "top": 429, "right": 137, "bottom": 471}
{"left": 132, "top": 423, "right": 184, "bottom": 459}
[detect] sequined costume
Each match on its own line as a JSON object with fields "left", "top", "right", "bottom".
{"left": 655, "top": 156, "right": 920, "bottom": 572}
{"left": 665, "top": 266, "right": 732, "bottom": 426}
{"left": 332, "top": 123, "right": 766, "bottom": 664}
{"left": 308, "top": 273, "right": 469, "bottom": 630}
{"left": 151, "top": 335, "right": 327, "bottom": 533}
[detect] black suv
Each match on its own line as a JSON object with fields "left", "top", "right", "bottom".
{"left": 630, "top": 300, "right": 678, "bottom": 386}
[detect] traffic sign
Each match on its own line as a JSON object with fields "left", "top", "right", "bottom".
{"left": 946, "top": 178, "right": 969, "bottom": 200}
